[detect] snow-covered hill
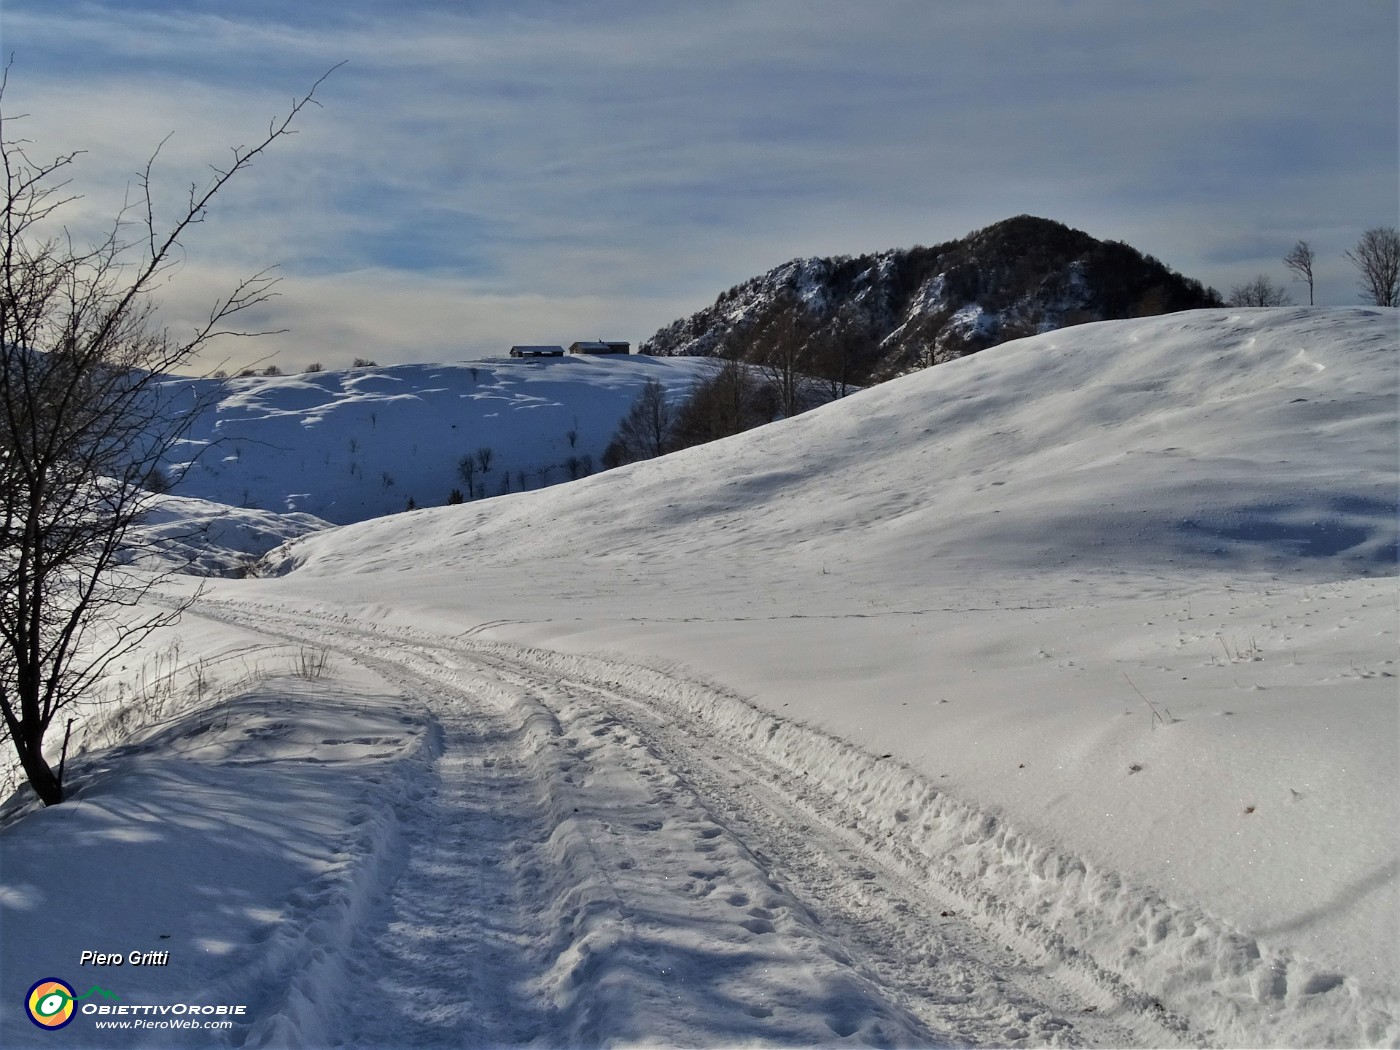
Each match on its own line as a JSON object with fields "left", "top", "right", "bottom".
{"left": 163, "top": 353, "right": 718, "bottom": 525}
{"left": 3, "top": 308, "right": 1395, "bottom": 1048}
{"left": 274, "top": 308, "right": 1396, "bottom": 588}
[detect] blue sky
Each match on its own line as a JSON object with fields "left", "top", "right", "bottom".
{"left": 1, "top": 0, "right": 1395, "bottom": 370}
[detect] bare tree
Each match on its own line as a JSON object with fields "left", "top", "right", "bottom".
{"left": 1282, "top": 241, "right": 1315, "bottom": 305}
{"left": 1227, "top": 274, "right": 1292, "bottom": 307}
{"left": 623, "top": 378, "right": 674, "bottom": 459}
{"left": 1344, "top": 227, "right": 1400, "bottom": 307}
{"left": 811, "top": 304, "right": 867, "bottom": 401}
{"left": 752, "top": 297, "right": 815, "bottom": 418}
{"left": 474, "top": 445, "right": 493, "bottom": 473}
{"left": 1, "top": 66, "right": 336, "bottom": 806}
{"left": 602, "top": 378, "right": 673, "bottom": 468}
{"left": 669, "top": 356, "right": 764, "bottom": 450}
{"left": 456, "top": 454, "right": 477, "bottom": 499}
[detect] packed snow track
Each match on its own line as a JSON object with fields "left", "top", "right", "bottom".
{"left": 186, "top": 597, "right": 1207, "bottom": 1049}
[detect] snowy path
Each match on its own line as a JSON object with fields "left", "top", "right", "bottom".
{"left": 187, "top": 596, "right": 1200, "bottom": 1048}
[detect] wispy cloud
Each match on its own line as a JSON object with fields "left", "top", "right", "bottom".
{"left": 4, "top": 0, "right": 1395, "bottom": 369}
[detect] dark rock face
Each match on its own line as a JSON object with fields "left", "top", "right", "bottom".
{"left": 641, "top": 215, "right": 1222, "bottom": 384}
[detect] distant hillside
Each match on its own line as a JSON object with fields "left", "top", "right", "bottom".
{"left": 641, "top": 215, "right": 1222, "bottom": 383}
{"left": 160, "top": 354, "right": 715, "bottom": 526}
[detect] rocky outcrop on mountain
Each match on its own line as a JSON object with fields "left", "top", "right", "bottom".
{"left": 641, "top": 215, "right": 1222, "bottom": 384}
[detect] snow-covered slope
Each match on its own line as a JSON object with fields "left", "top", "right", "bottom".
{"left": 272, "top": 308, "right": 1396, "bottom": 589}
{"left": 131, "top": 494, "right": 330, "bottom": 577}
{"left": 163, "top": 353, "right": 717, "bottom": 525}
{"left": 249, "top": 307, "right": 1397, "bottom": 1045}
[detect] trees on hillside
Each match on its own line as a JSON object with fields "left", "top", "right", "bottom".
{"left": 669, "top": 357, "right": 771, "bottom": 449}
{"left": 750, "top": 297, "right": 818, "bottom": 419}
{"left": 455, "top": 447, "right": 496, "bottom": 499}
{"left": 811, "top": 304, "right": 867, "bottom": 401}
{"left": 1345, "top": 227, "right": 1400, "bottom": 307}
{"left": 0, "top": 68, "right": 334, "bottom": 805}
{"left": 1236, "top": 230, "right": 1400, "bottom": 309}
{"left": 602, "top": 378, "right": 674, "bottom": 468}
{"left": 1227, "top": 275, "right": 1292, "bottom": 307}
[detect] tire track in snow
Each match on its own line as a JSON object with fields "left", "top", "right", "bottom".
{"left": 189, "top": 597, "right": 1202, "bottom": 1047}
{"left": 329, "top": 694, "right": 556, "bottom": 1047}
{"left": 187, "top": 602, "right": 938, "bottom": 1047}
{"left": 465, "top": 652, "right": 1171, "bottom": 1050}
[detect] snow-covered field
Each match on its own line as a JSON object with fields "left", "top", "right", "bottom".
{"left": 1, "top": 308, "right": 1396, "bottom": 1048}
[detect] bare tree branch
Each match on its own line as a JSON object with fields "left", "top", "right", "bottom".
{"left": 1, "top": 63, "right": 339, "bottom": 805}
